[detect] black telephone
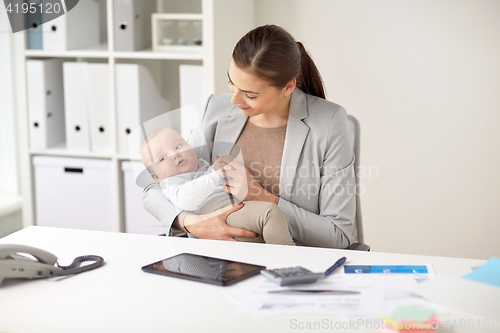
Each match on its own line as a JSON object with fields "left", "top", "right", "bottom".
{"left": 0, "top": 244, "right": 104, "bottom": 286}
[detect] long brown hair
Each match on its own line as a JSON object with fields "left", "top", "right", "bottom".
{"left": 232, "top": 25, "right": 325, "bottom": 99}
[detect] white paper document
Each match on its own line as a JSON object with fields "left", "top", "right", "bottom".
{"left": 231, "top": 277, "right": 384, "bottom": 318}
{"left": 414, "top": 275, "right": 500, "bottom": 320}
{"left": 226, "top": 273, "right": 441, "bottom": 319}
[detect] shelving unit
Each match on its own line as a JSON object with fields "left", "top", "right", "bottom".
{"left": 24, "top": 43, "right": 110, "bottom": 58}
{"left": 13, "top": 0, "right": 255, "bottom": 233}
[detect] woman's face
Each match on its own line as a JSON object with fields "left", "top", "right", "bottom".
{"left": 228, "top": 58, "right": 295, "bottom": 119}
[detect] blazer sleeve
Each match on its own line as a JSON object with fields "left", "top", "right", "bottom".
{"left": 278, "top": 106, "right": 356, "bottom": 248}
{"left": 142, "top": 95, "right": 223, "bottom": 234}
{"left": 142, "top": 182, "right": 182, "bottom": 234}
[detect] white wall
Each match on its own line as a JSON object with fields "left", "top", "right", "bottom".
{"left": 0, "top": 7, "right": 20, "bottom": 195}
{"left": 252, "top": 0, "right": 500, "bottom": 259}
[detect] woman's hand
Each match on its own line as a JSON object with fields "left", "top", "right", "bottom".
{"left": 213, "top": 155, "right": 277, "bottom": 203}
{"left": 183, "top": 203, "right": 258, "bottom": 241}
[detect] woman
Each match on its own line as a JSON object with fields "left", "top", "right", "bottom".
{"left": 143, "top": 25, "right": 355, "bottom": 248}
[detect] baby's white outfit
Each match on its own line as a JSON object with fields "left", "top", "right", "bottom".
{"left": 162, "top": 158, "right": 228, "bottom": 213}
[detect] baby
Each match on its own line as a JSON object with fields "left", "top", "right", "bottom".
{"left": 141, "top": 128, "right": 294, "bottom": 245}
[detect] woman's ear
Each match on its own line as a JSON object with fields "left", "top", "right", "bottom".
{"left": 283, "top": 77, "right": 296, "bottom": 96}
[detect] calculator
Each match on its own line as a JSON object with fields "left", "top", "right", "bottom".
{"left": 261, "top": 257, "right": 347, "bottom": 286}
{"left": 260, "top": 266, "right": 325, "bottom": 286}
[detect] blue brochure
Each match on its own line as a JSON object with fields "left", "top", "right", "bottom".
{"left": 344, "top": 265, "right": 429, "bottom": 274}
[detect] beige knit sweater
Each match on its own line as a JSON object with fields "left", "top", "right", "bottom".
{"left": 233, "top": 120, "right": 286, "bottom": 197}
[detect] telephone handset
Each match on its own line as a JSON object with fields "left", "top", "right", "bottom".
{"left": 0, "top": 244, "right": 104, "bottom": 286}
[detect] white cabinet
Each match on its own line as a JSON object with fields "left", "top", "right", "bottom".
{"left": 122, "top": 161, "right": 162, "bottom": 235}
{"left": 14, "top": 0, "right": 255, "bottom": 232}
{"left": 33, "top": 156, "right": 115, "bottom": 231}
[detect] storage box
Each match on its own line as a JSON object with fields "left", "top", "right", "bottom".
{"left": 33, "top": 156, "right": 115, "bottom": 231}
{"left": 122, "top": 161, "right": 163, "bottom": 235}
{"left": 152, "top": 13, "right": 203, "bottom": 53}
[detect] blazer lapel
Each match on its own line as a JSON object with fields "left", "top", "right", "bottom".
{"left": 280, "top": 89, "right": 309, "bottom": 200}
{"left": 213, "top": 105, "right": 248, "bottom": 157}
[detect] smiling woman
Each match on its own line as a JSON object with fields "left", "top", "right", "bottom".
{"left": 227, "top": 60, "right": 292, "bottom": 128}
{"left": 143, "top": 25, "right": 356, "bottom": 248}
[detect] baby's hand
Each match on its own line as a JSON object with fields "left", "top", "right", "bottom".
{"left": 210, "top": 161, "right": 218, "bottom": 175}
{"left": 212, "top": 155, "right": 233, "bottom": 170}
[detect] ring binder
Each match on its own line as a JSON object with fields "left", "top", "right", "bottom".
{"left": 116, "top": 63, "right": 171, "bottom": 157}
{"left": 43, "top": 0, "right": 100, "bottom": 50}
{"left": 63, "top": 62, "right": 91, "bottom": 151}
{"left": 27, "top": 59, "right": 66, "bottom": 149}
{"left": 88, "top": 63, "right": 112, "bottom": 152}
{"left": 114, "top": 0, "right": 155, "bottom": 51}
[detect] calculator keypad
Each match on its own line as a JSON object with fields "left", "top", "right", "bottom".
{"left": 268, "top": 267, "right": 313, "bottom": 278}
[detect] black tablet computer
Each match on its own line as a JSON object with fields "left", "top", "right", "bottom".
{"left": 142, "top": 253, "right": 266, "bottom": 286}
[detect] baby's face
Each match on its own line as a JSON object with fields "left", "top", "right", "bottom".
{"left": 144, "top": 130, "right": 198, "bottom": 181}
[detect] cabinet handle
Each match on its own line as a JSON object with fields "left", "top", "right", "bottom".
{"left": 64, "top": 167, "right": 83, "bottom": 173}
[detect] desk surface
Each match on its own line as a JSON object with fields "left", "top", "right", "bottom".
{"left": 0, "top": 227, "right": 494, "bottom": 333}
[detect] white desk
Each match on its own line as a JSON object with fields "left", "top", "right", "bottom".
{"left": 0, "top": 226, "right": 495, "bottom": 333}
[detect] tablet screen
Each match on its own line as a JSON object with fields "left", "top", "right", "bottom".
{"left": 142, "top": 253, "right": 266, "bottom": 286}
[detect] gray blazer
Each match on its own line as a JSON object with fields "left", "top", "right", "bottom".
{"left": 143, "top": 89, "right": 355, "bottom": 248}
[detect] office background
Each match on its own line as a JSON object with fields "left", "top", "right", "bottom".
{"left": 0, "top": 7, "right": 21, "bottom": 237}
{"left": 1, "top": 0, "right": 499, "bottom": 259}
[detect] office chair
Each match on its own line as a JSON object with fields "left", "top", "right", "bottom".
{"left": 345, "top": 115, "right": 370, "bottom": 251}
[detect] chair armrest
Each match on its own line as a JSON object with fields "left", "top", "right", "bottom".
{"left": 345, "top": 242, "right": 370, "bottom": 251}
